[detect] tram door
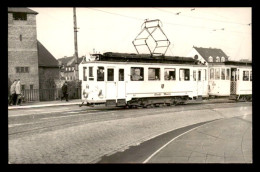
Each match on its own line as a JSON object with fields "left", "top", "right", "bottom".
{"left": 197, "top": 70, "right": 203, "bottom": 96}
{"left": 230, "top": 68, "right": 237, "bottom": 95}
{"left": 106, "top": 67, "right": 117, "bottom": 100}
{"left": 117, "top": 68, "right": 126, "bottom": 99}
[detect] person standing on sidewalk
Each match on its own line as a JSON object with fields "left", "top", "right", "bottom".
{"left": 15, "top": 79, "right": 22, "bottom": 105}
{"left": 9, "top": 79, "right": 17, "bottom": 106}
{"left": 61, "top": 81, "right": 69, "bottom": 102}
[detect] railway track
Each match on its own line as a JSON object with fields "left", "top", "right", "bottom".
{"left": 8, "top": 101, "right": 249, "bottom": 138}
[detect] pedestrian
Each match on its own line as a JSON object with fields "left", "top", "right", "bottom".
{"left": 61, "top": 81, "right": 69, "bottom": 102}
{"left": 9, "top": 79, "right": 17, "bottom": 106}
{"left": 15, "top": 79, "right": 22, "bottom": 105}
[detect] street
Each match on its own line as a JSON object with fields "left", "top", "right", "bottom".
{"left": 8, "top": 102, "right": 252, "bottom": 163}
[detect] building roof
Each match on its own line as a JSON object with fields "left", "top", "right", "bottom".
{"left": 8, "top": 7, "right": 38, "bottom": 14}
{"left": 69, "top": 57, "right": 84, "bottom": 66}
{"left": 58, "top": 56, "right": 84, "bottom": 66}
{"left": 58, "top": 56, "right": 75, "bottom": 66}
{"left": 193, "top": 46, "right": 228, "bottom": 62}
{"left": 37, "top": 41, "right": 59, "bottom": 67}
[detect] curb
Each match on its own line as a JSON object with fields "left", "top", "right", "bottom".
{"left": 8, "top": 102, "right": 81, "bottom": 110}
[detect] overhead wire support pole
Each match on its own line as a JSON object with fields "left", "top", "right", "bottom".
{"left": 73, "top": 7, "right": 79, "bottom": 81}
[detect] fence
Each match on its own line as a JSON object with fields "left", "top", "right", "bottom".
{"left": 21, "top": 87, "right": 81, "bottom": 102}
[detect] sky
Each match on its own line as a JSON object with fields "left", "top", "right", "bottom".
{"left": 29, "top": 7, "right": 251, "bottom": 61}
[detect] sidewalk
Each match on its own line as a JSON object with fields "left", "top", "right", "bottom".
{"left": 8, "top": 99, "right": 82, "bottom": 110}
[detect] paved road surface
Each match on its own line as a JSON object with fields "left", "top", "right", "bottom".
{"left": 8, "top": 102, "right": 252, "bottom": 164}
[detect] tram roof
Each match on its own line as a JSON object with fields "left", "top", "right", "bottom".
{"left": 224, "top": 60, "right": 252, "bottom": 66}
{"left": 88, "top": 52, "right": 199, "bottom": 64}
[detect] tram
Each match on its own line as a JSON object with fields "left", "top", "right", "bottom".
{"left": 208, "top": 61, "right": 252, "bottom": 101}
{"left": 79, "top": 52, "right": 208, "bottom": 107}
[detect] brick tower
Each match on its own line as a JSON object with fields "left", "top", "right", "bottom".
{"left": 8, "top": 7, "right": 39, "bottom": 91}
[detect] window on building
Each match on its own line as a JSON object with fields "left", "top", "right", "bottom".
{"left": 250, "top": 71, "right": 252, "bottom": 81}
{"left": 25, "top": 67, "right": 29, "bottom": 73}
{"left": 20, "top": 34, "right": 22, "bottom": 41}
{"left": 97, "top": 67, "right": 104, "bottom": 81}
{"left": 216, "top": 56, "right": 220, "bottom": 62}
{"left": 215, "top": 68, "right": 220, "bottom": 80}
{"left": 89, "top": 67, "right": 94, "bottom": 81}
{"left": 30, "top": 85, "right": 33, "bottom": 90}
{"left": 148, "top": 68, "right": 160, "bottom": 80}
{"left": 15, "top": 67, "right": 29, "bottom": 73}
{"left": 13, "top": 12, "right": 27, "bottom": 20}
{"left": 107, "top": 68, "right": 114, "bottom": 81}
{"left": 193, "top": 70, "right": 196, "bottom": 81}
{"left": 119, "top": 69, "right": 124, "bottom": 81}
{"left": 164, "top": 68, "right": 176, "bottom": 80}
{"left": 208, "top": 56, "right": 213, "bottom": 62}
{"left": 16, "top": 67, "right": 20, "bottom": 73}
{"left": 131, "top": 67, "right": 144, "bottom": 81}
{"left": 221, "top": 57, "right": 225, "bottom": 62}
{"left": 83, "top": 67, "right": 87, "bottom": 81}
{"left": 243, "top": 71, "right": 249, "bottom": 81}
{"left": 210, "top": 68, "right": 214, "bottom": 80}
{"left": 21, "top": 85, "right": 25, "bottom": 90}
{"left": 20, "top": 67, "right": 24, "bottom": 73}
{"left": 179, "top": 69, "right": 190, "bottom": 81}
{"left": 226, "top": 69, "right": 230, "bottom": 80}
{"left": 221, "top": 68, "right": 225, "bottom": 80}
{"left": 70, "top": 76, "right": 73, "bottom": 80}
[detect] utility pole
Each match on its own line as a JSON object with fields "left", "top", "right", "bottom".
{"left": 73, "top": 7, "right": 79, "bottom": 81}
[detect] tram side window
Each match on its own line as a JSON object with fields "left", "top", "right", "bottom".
{"left": 193, "top": 70, "right": 196, "bottom": 81}
{"left": 119, "top": 69, "right": 124, "bottom": 81}
{"left": 210, "top": 68, "right": 214, "bottom": 80}
{"left": 179, "top": 69, "right": 190, "bottom": 81}
{"left": 221, "top": 68, "right": 225, "bottom": 80}
{"left": 107, "top": 68, "right": 114, "bottom": 81}
{"left": 243, "top": 71, "right": 249, "bottom": 81}
{"left": 131, "top": 67, "right": 144, "bottom": 81}
{"left": 148, "top": 68, "right": 160, "bottom": 80}
{"left": 83, "top": 67, "right": 87, "bottom": 81}
{"left": 97, "top": 67, "right": 104, "bottom": 81}
{"left": 164, "top": 68, "right": 175, "bottom": 80}
{"left": 250, "top": 71, "right": 252, "bottom": 81}
{"left": 226, "top": 69, "right": 230, "bottom": 80}
{"left": 89, "top": 67, "right": 94, "bottom": 81}
{"left": 215, "top": 68, "right": 220, "bottom": 80}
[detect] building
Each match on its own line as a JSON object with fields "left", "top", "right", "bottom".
{"left": 8, "top": 7, "right": 39, "bottom": 91}
{"left": 8, "top": 7, "right": 60, "bottom": 101}
{"left": 38, "top": 41, "right": 60, "bottom": 89}
{"left": 187, "top": 46, "right": 229, "bottom": 65}
{"left": 58, "top": 56, "right": 84, "bottom": 81}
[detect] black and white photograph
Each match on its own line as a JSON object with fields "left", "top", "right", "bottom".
{"left": 7, "top": 7, "right": 252, "bottom": 164}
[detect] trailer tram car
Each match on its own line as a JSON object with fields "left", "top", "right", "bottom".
{"left": 208, "top": 61, "right": 252, "bottom": 101}
{"left": 79, "top": 52, "right": 208, "bottom": 107}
